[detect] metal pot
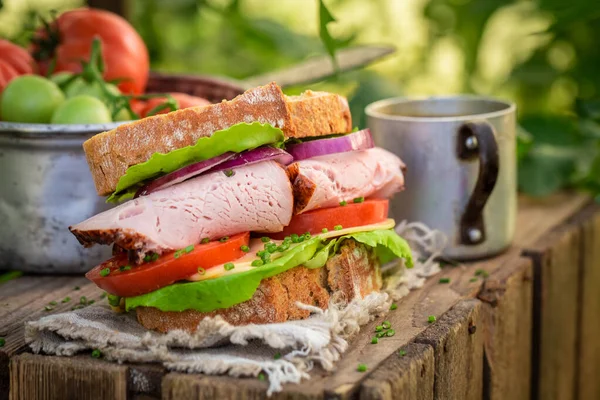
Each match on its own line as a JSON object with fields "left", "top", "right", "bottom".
{"left": 0, "top": 122, "right": 126, "bottom": 273}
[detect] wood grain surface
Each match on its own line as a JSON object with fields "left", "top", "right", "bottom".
{"left": 2, "top": 193, "right": 598, "bottom": 400}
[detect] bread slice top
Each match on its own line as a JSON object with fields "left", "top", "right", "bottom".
{"left": 84, "top": 82, "right": 353, "bottom": 196}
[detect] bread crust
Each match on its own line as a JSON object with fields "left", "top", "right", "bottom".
{"left": 84, "top": 83, "right": 352, "bottom": 196}
{"left": 135, "top": 239, "right": 381, "bottom": 333}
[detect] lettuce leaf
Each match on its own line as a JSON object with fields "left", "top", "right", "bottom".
{"left": 337, "top": 229, "right": 414, "bottom": 267}
{"left": 124, "top": 229, "right": 412, "bottom": 313}
{"left": 107, "top": 122, "right": 285, "bottom": 202}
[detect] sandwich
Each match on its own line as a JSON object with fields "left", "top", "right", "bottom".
{"left": 69, "top": 82, "right": 412, "bottom": 333}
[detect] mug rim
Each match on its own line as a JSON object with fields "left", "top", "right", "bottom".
{"left": 365, "top": 94, "right": 516, "bottom": 122}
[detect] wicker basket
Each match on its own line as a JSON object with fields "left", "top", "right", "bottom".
{"left": 145, "top": 71, "right": 245, "bottom": 103}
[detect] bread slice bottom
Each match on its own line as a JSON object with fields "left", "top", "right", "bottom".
{"left": 136, "top": 239, "right": 382, "bottom": 333}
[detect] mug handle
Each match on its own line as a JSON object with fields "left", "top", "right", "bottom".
{"left": 456, "top": 121, "right": 499, "bottom": 245}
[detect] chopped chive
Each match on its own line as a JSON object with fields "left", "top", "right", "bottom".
{"left": 91, "top": 349, "right": 102, "bottom": 359}
{"left": 399, "top": 350, "right": 407, "bottom": 357}
{"left": 74, "top": 286, "right": 80, "bottom": 291}
{"left": 353, "top": 197, "right": 364, "bottom": 203}
{"left": 223, "top": 169, "right": 235, "bottom": 177}
{"left": 201, "top": 238, "right": 210, "bottom": 244}
{"left": 107, "top": 294, "right": 121, "bottom": 307}
{"left": 321, "top": 228, "right": 328, "bottom": 233}
{"left": 62, "top": 297, "right": 71, "bottom": 303}
{"left": 386, "top": 329, "right": 395, "bottom": 337}
{"left": 334, "top": 225, "right": 343, "bottom": 231}
{"left": 0, "top": 338, "right": 5, "bottom": 347}
{"left": 382, "top": 321, "right": 391, "bottom": 329}
{"left": 277, "top": 242, "right": 290, "bottom": 252}
{"left": 88, "top": 300, "right": 95, "bottom": 305}
{"left": 339, "top": 200, "right": 347, "bottom": 206}
{"left": 290, "top": 233, "right": 299, "bottom": 243}
{"left": 197, "top": 267, "right": 206, "bottom": 275}
{"left": 371, "top": 337, "right": 378, "bottom": 344}
{"left": 119, "top": 265, "right": 132, "bottom": 272}
{"left": 44, "top": 305, "right": 53, "bottom": 311}
{"left": 256, "top": 250, "right": 266, "bottom": 257}
{"left": 439, "top": 277, "right": 450, "bottom": 284}
{"left": 469, "top": 277, "right": 478, "bottom": 282}
{"left": 258, "top": 372, "right": 266, "bottom": 381}
{"left": 428, "top": 315, "right": 436, "bottom": 323}
{"left": 71, "top": 305, "right": 85, "bottom": 311}
{"left": 261, "top": 236, "right": 270, "bottom": 243}
{"left": 251, "top": 259, "right": 264, "bottom": 267}
{"left": 240, "top": 245, "right": 250, "bottom": 252}
{"left": 390, "top": 303, "right": 397, "bottom": 310}
{"left": 100, "top": 292, "right": 107, "bottom": 299}
{"left": 143, "top": 254, "right": 152, "bottom": 262}
{"left": 474, "top": 269, "right": 489, "bottom": 278}
{"left": 49, "top": 301, "right": 57, "bottom": 306}
{"left": 224, "top": 263, "right": 235, "bottom": 271}
{"left": 80, "top": 296, "right": 87, "bottom": 305}
{"left": 184, "top": 245, "right": 194, "bottom": 253}
{"left": 173, "top": 250, "right": 183, "bottom": 259}
{"left": 376, "top": 331, "right": 386, "bottom": 338}
{"left": 375, "top": 325, "right": 383, "bottom": 332}
{"left": 357, "top": 363, "right": 367, "bottom": 372}
{"left": 99, "top": 268, "right": 110, "bottom": 277}
{"left": 266, "top": 243, "right": 278, "bottom": 253}
{"left": 219, "top": 236, "right": 229, "bottom": 243}
{"left": 303, "top": 232, "right": 311, "bottom": 240}
{"left": 151, "top": 253, "right": 159, "bottom": 261}
{"left": 274, "top": 352, "right": 282, "bottom": 360}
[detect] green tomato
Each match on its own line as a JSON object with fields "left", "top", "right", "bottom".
{"left": 113, "top": 107, "right": 134, "bottom": 122}
{"left": 64, "top": 78, "right": 120, "bottom": 102}
{"left": 1, "top": 75, "right": 65, "bottom": 123}
{"left": 51, "top": 95, "right": 112, "bottom": 125}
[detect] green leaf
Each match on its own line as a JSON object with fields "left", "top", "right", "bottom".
{"left": 518, "top": 145, "right": 578, "bottom": 197}
{"left": 336, "top": 229, "right": 414, "bottom": 267}
{"left": 107, "top": 122, "right": 285, "bottom": 202}
{"left": 318, "top": 0, "right": 346, "bottom": 72}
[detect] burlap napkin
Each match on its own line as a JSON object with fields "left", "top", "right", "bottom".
{"left": 25, "top": 222, "right": 445, "bottom": 395}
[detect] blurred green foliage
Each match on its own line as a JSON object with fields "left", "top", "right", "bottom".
{"left": 0, "top": 0, "right": 599, "bottom": 198}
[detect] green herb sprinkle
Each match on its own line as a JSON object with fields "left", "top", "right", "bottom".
{"left": 357, "top": 363, "right": 367, "bottom": 372}
{"left": 334, "top": 225, "right": 343, "bottom": 231}
{"left": 251, "top": 259, "right": 264, "bottom": 267}
{"left": 240, "top": 245, "right": 250, "bottom": 252}
{"left": 261, "top": 236, "right": 270, "bottom": 243}
{"left": 439, "top": 277, "right": 450, "bottom": 284}
{"left": 201, "top": 238, "right": 210, "bottom": 244}
{"left": 99, "top": 268, "right": 110, "bottom": 277}
{"left": 322, "top": 228, "right": 328, "bottom": 233}
{"left": 224, "top": 263, "right": 235, "bottom": 271}
{"left": 390, "top": 303, "right": 397, "bottom": 310}
{"left": 428, "top": 315, "right": 436, "bottom": 323}
{"left": 353, "top": 197, "right": 364, "bottom": 203}
{"left": 339, "top": 200, "right": 347, "bottom": 206}
{"left": 371, "top": 337, "right": 378, "bottom": 344}
{"left": 219, "top": 236, "right": 229, "bottom": 243}
{"left": 91, "top": 349, "right": 102, "bottom": 359}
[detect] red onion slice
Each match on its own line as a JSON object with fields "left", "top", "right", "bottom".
{"left": 135, "top": 147, "right": 292, "bottom": 198}
{"left": 135, "top": 152, "right": 235, "bottom": 197}
{"left": 286, "top": 128, "right": 374, "bottom": 161}
{"left": 207, "top": 147, "right": 293, "bottom": 175}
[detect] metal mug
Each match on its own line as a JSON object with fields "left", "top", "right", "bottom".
{"left": 366, "top": 95, "right": 516, "bottom": 260}
{"left": 0, "top": 122, "right": 124, "bottom": 274}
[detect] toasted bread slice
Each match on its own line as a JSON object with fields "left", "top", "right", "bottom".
{"left": 135, "top": 239, "right": 381, "bottom": 332}
{"left": 84, "top": 82, "right": 352, "bottom": 195}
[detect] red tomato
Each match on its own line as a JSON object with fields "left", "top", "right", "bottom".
{"left": 141, "top": 92, "right": 211, "bottom": 117}
{"left": 86, "top": 232, "right": 250, "bottom": 297}
{"left": 31, "top": 8, "right": 149, "bottom": 94}
{"left": 269, "top": 199, "right": 390, "bottom": 239}
{"left": 0, "top": 40, "right": 36, "bottom": 91}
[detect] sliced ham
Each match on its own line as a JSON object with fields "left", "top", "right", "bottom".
{"left": 287, "top": 147, "right": 405, "bottom": 214}
{"left": 70, "top": 161, "right": 293, "bottom": 260}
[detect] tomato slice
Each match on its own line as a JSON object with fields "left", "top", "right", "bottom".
{"left": 269, "top": 199, "right": 389, "bottom": 240}
{"left": 86, "top": 232, "right": 250, "bottom": 297}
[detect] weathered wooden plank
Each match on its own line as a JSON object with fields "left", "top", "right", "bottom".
{"left": 359, "top": 343, "right": 434, "bottom": 400}
{"left": 9, "top": 353, "right": 128, "bottom": 400}
{"left": 524, "top": 221, "right": 582, "bottom": 400}
{"left": 575, "top": 205, "right": 600, "bottom": 400}
{"left": 413, "top": 299, "right": 484, "bottom": 400}
{"left": 478, "top": 258, "right": 532, "bottom": 400}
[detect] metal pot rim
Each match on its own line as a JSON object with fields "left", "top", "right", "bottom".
{"left": 365, "top": 95, "right": 516, "bottom": 123}
{"left": 0, "top": 121, "right": 129, "bottom": 138}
